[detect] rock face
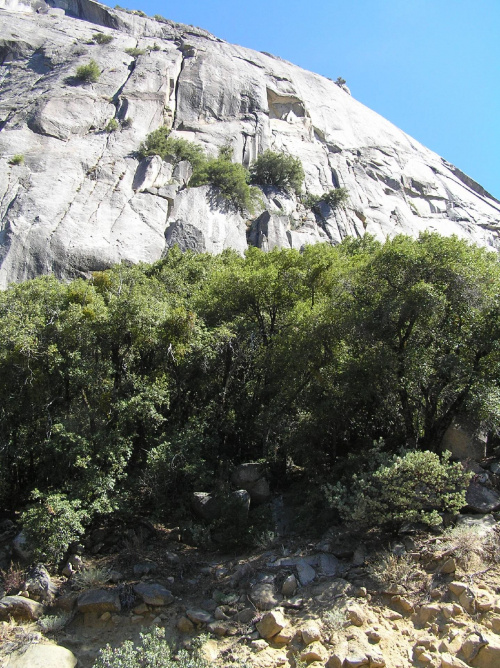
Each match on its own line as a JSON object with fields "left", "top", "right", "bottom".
{"left": 0, "top": 0, "right": 499, "bottom": 287}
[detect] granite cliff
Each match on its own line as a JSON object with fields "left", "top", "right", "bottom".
{"left": 1, "top": 0, "right": 499, "bottom": 288}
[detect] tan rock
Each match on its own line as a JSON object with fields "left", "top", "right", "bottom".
{"left": 347, "top": 604, "right": 366, "bottom": 626}
{"left": 442, "top": 603, "right": 463, "bottom": 619}
{"left": 449, "top": 581, "right": 467, "bottom": 596}
{"left": 177, "top": 616, "right": 195, "bottom": 633}
{"left": 419, "top": 652, "right": 433, "bottom": 663}
{"left": 385, "top": 611, "right": 403, "bottom": 621}
{"left": 273, "top": 627, "right": 294, "bottom": 644}
{"left": 366, "top": 629, "right": 382, "bottom": 643}
{"left": 100, "top": 611, "right": 111, "bottom": 622}
{"left": 391, "top": 595, "right": 414, "bottom": 614}
{"left": 440, "top": 653, "right": 469, "bottom": 668}
{"left": 474, "top": 639, "right": 500, "bottom": 668}
{"left": 133, "top": 603, "right": 149, "bottom": 615}
{"left": 302, "top": 621, "right": 322, "bottom": 645}
{"left": 415, "top": 637, "right": 438, "bottom": 651}
{"left": 461, "top": 634, "right": 487, "bottom": 662}
{"left": 440, "top": 558, "right": 457, "bottom": 574}
{"left": 459, "top": 588, "right": 476, "bottom": 613}
{"left": 208, "top": 621, "right": 228, "bottom": 636}
{"left": 300, "top": 641, "right": 328, "bottom": 664}
{"left": 77, "top": 589, "right": 121, "bottom": 614}
{"left": 475, "top": 589, "right": 493, "bottom": 612}
{"left": 368, "top": 651, "right": 386, "bottom": 668}
{"left": 0, "top": 595, "right": 44, "bottom": 620}
{"left": 490, "top": 615, "right": 500, "bottom": 633}
{"left": 417, "top": 604, "right": 441, "bottom": 624}
{"left": 6, "top": 644, "right": 77, "bottom": 668}
{"left": 256, "top": 609, "right": 287, "bottom": 639}
{"left": 251, "top": 639, "right": 268, "bottom": 652}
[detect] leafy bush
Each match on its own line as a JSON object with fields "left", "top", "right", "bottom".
{"left": 191, "top": 156, "right": 256, "bottom": 211}
{"left": 250, "top": 150, "right": 304, "bottom": 194}
{"left": 93, "top": 33, "right": 114, "bottom": 45}
{"left": 75, "top": 60, "right": 101, "bottom": 83}
{"left": 326, "top": 450, "right": 471, "bottom": 529}
{"left": 21, "top": 492, "right": 88, "bottom": 565}
{"left": 303, "top": 187, "right": 348, "bottom": 211}
{"left": 323, "top": 187, "right": 349, "bottom": 208}
{"left": 9, "top": 154, "right": 24, "bottom": 166}
{"left": 93, "top": 627, "right": 209, "bottom": 668}
{"left": 138, "top": 127, "right": 205, "bottom": 168}
{"left": 121, "top": 117, "right": 132, "bottom": 128}
{"left": 105, "top": 118, "right": 119, "bottom": 132}
{"left": 125, "top": 47, "right": 146, "bottom": 57}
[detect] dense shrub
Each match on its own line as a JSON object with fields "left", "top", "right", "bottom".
{"left": 75, "top": 60, "right": 100, "bottom": 83}
{"left": 93, "top": 627, "right": 210, "bottom": 668}
{"left": 326, "top": 450, "right": 471, "bottom": 528}
{"left": 250, "top": 149, "right": 304, "bottom": 194}
{"left": 93, "top": 33, "right": 114, "bottom": 45}
{"left": 190, "top": 155, "right": 256, "bottom": 211}
{"left": 138, "top": 127, "right": 205, "bottom": 168}
{"left": 303, "top": 187, "right": 348, "bottom": 211}
{"left": 21, "top": 492, "right": 88, "bottom": 564}
{"left": 125, "top": 47, "right": 146, "bottom": 57}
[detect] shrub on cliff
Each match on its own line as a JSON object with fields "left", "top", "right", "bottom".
{"left": 138, "top": 127, "right": 205, "bottom": 168}
{"left": 75, "top": 60, "right": 101, "bottom": 83}
{"left": 190, "top": 153, "right": 256, "bottom": 212}
{"left": 250, "top": 149, "right": 304, "bottom": 194}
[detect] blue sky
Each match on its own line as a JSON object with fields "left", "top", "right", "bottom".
{"left": 106, "top": 0, "right": 499, "bottom": 199}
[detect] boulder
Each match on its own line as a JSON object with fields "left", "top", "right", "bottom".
{"left": 296, "top": 559, "right": 316, "bottom": 586}
{"left": 281, "top": 574, "right": 297, "bottom": 597}
{"left": 24, "top": 564, "right": 56, "bottom": 602}
{"left": 0, "top": 594, "right": 44, "bottom": 620}
{"left": 191, "top": 490, "right": 250, "bottom": 521}
{"left": 133, "top": 583, "right": 173, "bottom": 606}
{"left": 301, "top": 621, "right": 322, "bottom": 644}
{"left": 133, "top": 561, "right": 158, "bottom": 577}
{"left": 256, "top": 609, "right": 287, "bottom": 639}
{"left": 300, "top": 641, "right": 328, "bottom": 663}
{"left": 230, "top": 462, "right": 271, "bottom": 504}
{"left": 441, "top": 417, "right": 487, "bottom": 461}
{"left": 186, "top": 608, "right": 214, "bottom": 625}
{"left": 77, "top": 588, "right": 121, "bottom": 614}
{"left": 466, "top": 481, "right": 500, "bottom": 513}
{"left": 250, "top": 583, "right": 281, "bottom": 611}
{"left": 6, "top": 644, "right": 78, "bottom": 668}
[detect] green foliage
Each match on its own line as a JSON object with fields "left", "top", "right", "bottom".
{"left": 303, "top": 187, "right": 349, "bottom": 211}
{"left": 190, "top": 156, "right": 256, "bottom": 212}
{"left": 249, "top": 150, "right": 304, "bottom": 194}
{"left": 1, "top": 235, "right": 500, "bottom": 553}
{"left": 93, "top": 627, "right": 209, "bottom": 668}
{"left": 326, "top": 449, "right": 471, "bottom": 528}
{"left": 138, "top": 127, "right": 205, "bottom": 169}
{"left": 21, "top": 492, "right": 88, "bottom": 564}
{"left": 75, "top": 60, "right": 100, "bottom": 83}
{"left": 9, "top": 154, "right": 24, "bottom": 166}
{"left": 152, "top": 43, "right": 161, "bottom": 51}
{"left": 93, "top": 33, "right": 114, "bottom": 45}
{"left": 121, "top": 117, "right": 133, "bottom": 128}
{"left": 125, "top": 47, "right": 146, "bottom": 57}
{"left": 105, "top": 118, "right": 119, "bottom": 132}
{"left": 335, "top": 77, "right": 347, "bottom": 86}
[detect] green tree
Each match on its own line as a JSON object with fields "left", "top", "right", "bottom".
{"left": 250, "top": 150, "right": 304, "bottom": 194}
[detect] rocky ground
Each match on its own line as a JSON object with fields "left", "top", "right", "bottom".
{"left": 1, "top": 511, "right": 500, "bottom": 668}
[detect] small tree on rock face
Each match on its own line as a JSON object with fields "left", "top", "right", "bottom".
{"left": 75, "top": 60, "right": 101, "bottom": 83}
{"left": 249, "top": 150, "right": 304, "bottom": 195}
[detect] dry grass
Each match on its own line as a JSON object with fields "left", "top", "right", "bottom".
{"left": 72, "top": 565, "right": 111, "bottom": 590}
{"left": 366, "top": 550, "right": 427, "bottom": 592}
{"left": 438, "top": 524, "right": 500, "bottom": 572}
